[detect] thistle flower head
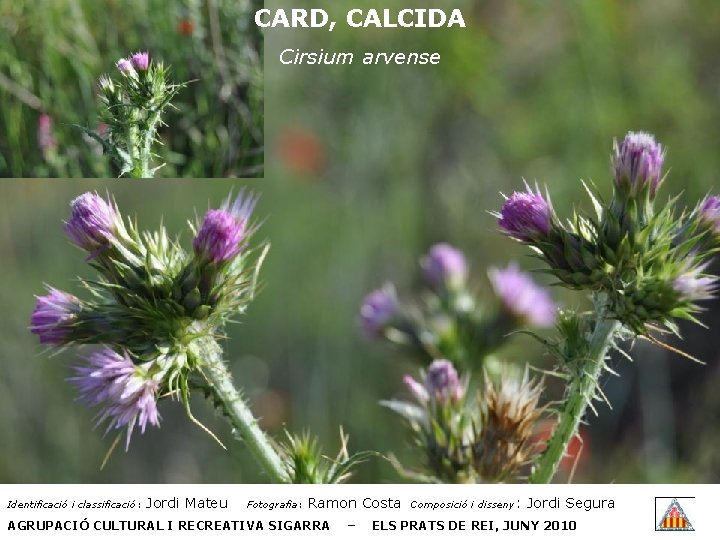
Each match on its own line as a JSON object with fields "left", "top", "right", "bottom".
{"left": 699, "top": 195, "right": 720, "bottom": 234}
{"left": 359, "top": 284, "right": 398, "bottom": 338}
{"left": 498, "top": 187, "right": 552, "bottom": 241}
{"left": 489, "top": 263, "right": 557, "bottom": 327}
{"left": 673, "top": 266, "right": 717, "bottom": 303}
{"left": 193, "top": 191, "right": 257, "bottom": 264}
{"left": 30, "top": 288, "right": 79, "bottom": 345}
{"left": 612, "top": 131, "right": 665, "bottom": 195}
{"left": 115, "top": 57, "right": 134, "bottom": 74}
{"left": 425, "top": 359, "right": 464, "bottom": 403}
{"left": 130, "top": 51, "right": 150, "bottom": 71}
{"left": 404, "top": 360, "right": 464, "bottom": 405}
{"left": 473, "top": 370, "right": 544, "bottom": 482}
{"left": 70, "top": 348, "right": 160, "bottom": 450}
{"left": 64, "top": 192, "right": 121, "bottom": 252}
{"left": 421, "top": 243, "right": 468, "bottom": 292}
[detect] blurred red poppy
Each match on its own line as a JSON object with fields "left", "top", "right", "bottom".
{"left": 177, "top": 19, "right": 194, "bottom": 36}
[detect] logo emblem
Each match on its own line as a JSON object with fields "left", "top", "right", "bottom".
{"left": 656, "top": 498, "right": 694, "bottom": 531}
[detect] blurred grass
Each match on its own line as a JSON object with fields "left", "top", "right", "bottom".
{"left": 2, "top": 0, "right": 720, "bottom": 483}
{"left": 0, "top": 0, "right": 263, "bottom": 177}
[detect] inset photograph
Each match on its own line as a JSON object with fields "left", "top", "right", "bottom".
{"left": 0, "top": 0, "right": 263, "bottom": 178}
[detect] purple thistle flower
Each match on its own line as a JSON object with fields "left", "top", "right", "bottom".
{"left": 700, "top": 195, "right": 720, "bottom": 234}
{"left": 421, "top": 243, "right": 468, "bottom": 291}
{"left": 130, "top": 51, "right": 150, "bottom": 71}
{"left": 673, "top": 267, "right": 717, "bottom": 303}
{"left": 193, "top": 191, "right": 258, "bottom": 263}
{"left": 424, "top": 359, "right": 464, "bottom": 403}
{"left": 116, "top": 57, "right": 134, "bottom": 74}
{"left": 359, "top": 284, "right": 398, "bottom": 338}
{"left": 70, "top": 348, "right": 160, "bottom": 450}
{"left": 489, "top": 263, "right": 557, "bottom": 327}
{"left": 498, "top": 187, "right": 552, "bottom": 241}
{"left": 612, "top": 131, "right": 665, "bottom": 195}
{"left": 64, "top": 192, "right": 120, "bottom": 252}
{"left": 30, "top": 288, "right": 78, "bottom": 345}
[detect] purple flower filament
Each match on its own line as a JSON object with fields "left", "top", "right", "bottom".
{"left": 70, "top": 348, "right": 160, "bottom": 449}
{"left": 30, "top": 288, "right": 78, "bottom": 345}
{"left": 700, "top": 196, "right": 720, "bottom": 234}
{"left": 422, "top": 243, "right": 468, "bottom": 290}
{"left": 359, "top": 284, "right": 398, "bottom": 337}
{"left": 613, "top": 132, "right": 665, "bottom": 195}
{"left": 130, "top": 51, "right": 150, "bottom": 71}
{"left": 64, "top": 192, "right": 120, "bottom": 252}
{"left": 193, "top": 191, "right": 258, "bottom": 264}
{"left": 489, "top": 263, "right": 557, "bottom": 327}
{"left": 498, "top": 188, "right": 552, "bottom": 241}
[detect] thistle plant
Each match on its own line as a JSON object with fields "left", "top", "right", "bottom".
{"left": 495, "top": 131, "right": 719, "bottom": 483}
{"left": 362, "top": 245, "right": 555, "bottom": 483}
{"left": 360, "top": 243, "right": 557, "bottom": 371}
{"left": 365, "top": 131, "right": 718, "bottom": 485}
{"left": 30, "top": 191, "right": 367, "bottom": 482}
{"left": 383, "top": 360, "right": 544, "bottom": 483}
{"left": 85, "top": 51, "right": 185, "bottom": 178}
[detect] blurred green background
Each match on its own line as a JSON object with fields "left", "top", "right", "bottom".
{"left": 2, "top": 0, "right": 720, "bottom": 483}
{"left": 0, "top": 0, "right": 263, "bottom": 177}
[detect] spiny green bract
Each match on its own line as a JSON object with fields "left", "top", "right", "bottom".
{"left": 280, "top": 431, "right": 374, "bottom": 484}
{"left": 572, "top": 185, "right": 715, "bottom": 334}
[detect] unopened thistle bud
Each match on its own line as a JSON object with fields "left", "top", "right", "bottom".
{"left": 130, "top": 51, "right": 150, "bottom": 71}
{"left": 488, "top": 263, "right": 557, "bottom": 328}
{"left": 403, "top": 360, "right": 464, "bottom": 406}
{"left": 359, "top": 284, "right": 399, "bottom": 338}
{"left": 612, "top": 131, "right": 665, "bottom": 196}
{"left": 64, "top": 192, "right": 120, "bottom": 252}
{"left": 425, "top": 359, "right": 464, "bottom": 403}
{"left": 421, "top": 243, "right": 468, "bottom": 292}
{"left": 699, "top": 195, "right": 720, "bottom": 234}
{"left": 193, "top": 191, "right": 257, "bottom": 264}
{"left": 473, "top": 370, "right": 544, "bottom": 482}
{"left": 69, "top": 348, "right": 160, "bottom": 450}
{"left": 30, "top": 288, "right": 79, "bottom": 345}
{"left": 498, "top": 188, "right": 552, "bottom": 241}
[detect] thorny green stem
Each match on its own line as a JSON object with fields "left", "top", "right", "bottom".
{"left": 127, "top": 110, "right": 161, "bottom": 178}
{"left": 189, "top": 337, "right": 290, "bottom": 483}
{"left": 530, "top": 315, "right": 620, "bottom": 484}
{"left": 138, "top": 111, "right": 162, "bottom": 178}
